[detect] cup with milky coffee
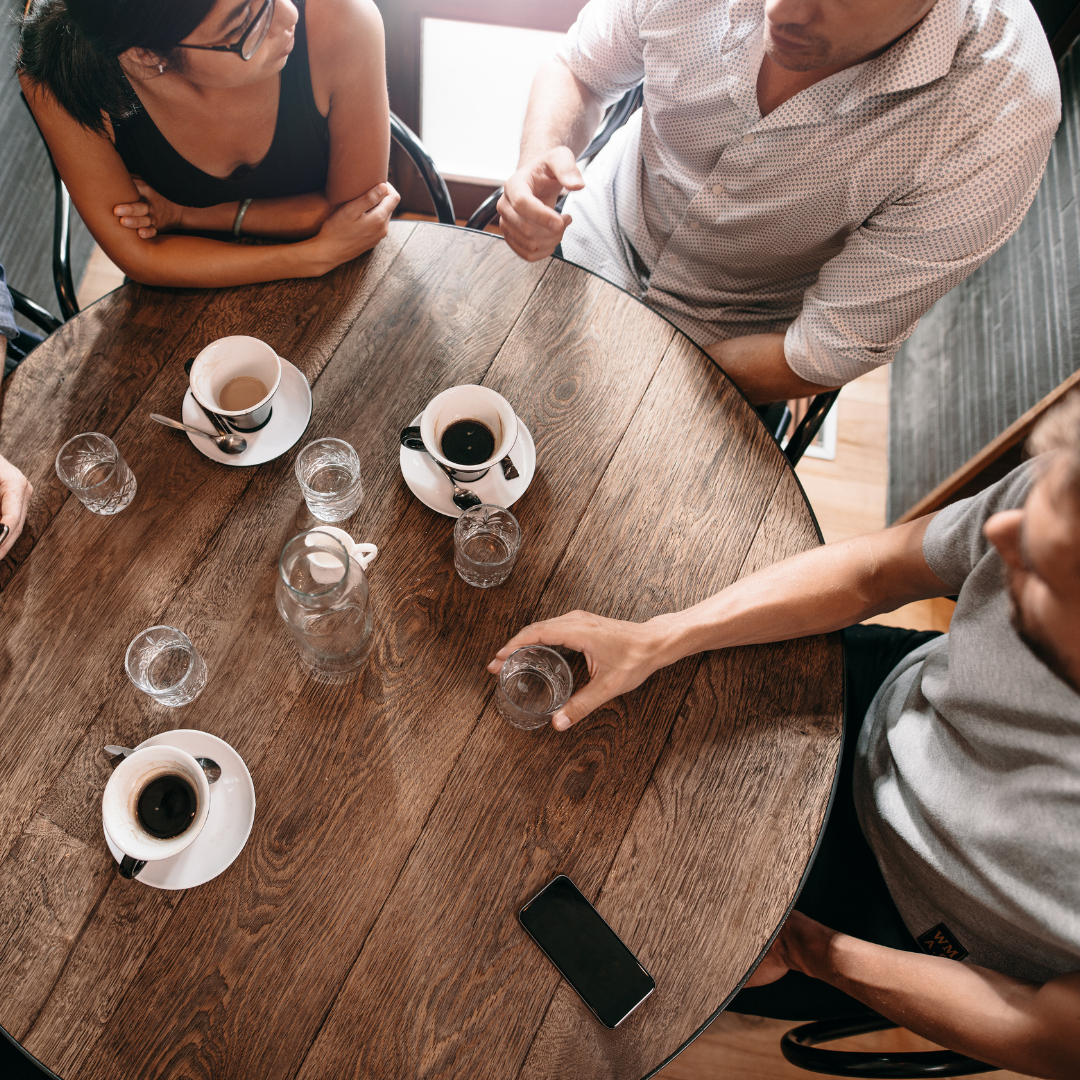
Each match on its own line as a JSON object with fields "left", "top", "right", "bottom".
{"left": 102, "top": 745, "right": 211, "bottom": 880}
{"left": 418, "top": 385, "right": 518, "bottom": 483}
{"left": 190, "top": 336, "right": 282, "bottom": 433}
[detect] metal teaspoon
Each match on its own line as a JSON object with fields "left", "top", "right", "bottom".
{"left": 104, "top": 745, "right": 221, "bottom": 784}
{"left": 150, "top": 413, "right": 247, "bottom": 455}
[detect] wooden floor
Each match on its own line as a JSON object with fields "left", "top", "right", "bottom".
{"left": 74, "top": 247, "right": 1019, "bottom": 1080}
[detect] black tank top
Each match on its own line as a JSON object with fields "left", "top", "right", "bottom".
{"left": 112, "top": 0, "right": 330, "bottom": 208}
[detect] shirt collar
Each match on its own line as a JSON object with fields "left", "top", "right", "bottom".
{"left": 853, "top": 0, "right": 969, "bottom": 99}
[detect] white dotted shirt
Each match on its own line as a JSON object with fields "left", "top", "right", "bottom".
{"left": 557, "top": 0, "right": 1060, "bottom": 385}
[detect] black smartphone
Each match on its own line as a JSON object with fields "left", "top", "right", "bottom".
{"left": 519, "top": 874, "right": 655, "bottom": 1028}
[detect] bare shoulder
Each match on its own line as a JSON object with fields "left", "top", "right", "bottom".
{"left": 305, "top": 0, "right": 384, "bottom": 68}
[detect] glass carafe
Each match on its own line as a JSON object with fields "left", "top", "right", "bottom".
{"left": 275, "top": 530, "right": 374, "bottom": 682}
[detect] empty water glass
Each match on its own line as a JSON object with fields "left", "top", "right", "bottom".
{"left": 454, "top": 504, "right": 521, "bottom": 588}
{"left": 55, "top": 433, "right": 137, "bottom": 515}
{"left": 295, "top": 438, "right": 364, "bottom": 522}
{"left": 125, "top": 626, "right": 208, "bottom": 707}
{"left": 496, "top": 646, "right": 573, "bottom": 730}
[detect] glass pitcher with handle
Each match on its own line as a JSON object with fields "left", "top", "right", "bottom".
{"left": 275, "top": 529, "right": 377, "bottom": 682}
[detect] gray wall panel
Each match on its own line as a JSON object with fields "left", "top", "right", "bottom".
{"left": 890, "top": 37, "right": 1080, "bottom": 520}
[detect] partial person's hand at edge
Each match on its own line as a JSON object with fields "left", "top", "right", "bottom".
{"left": 0, "top": 454, "right": 33, "bottom": 560}
{"left": 488, "top": 610, "right": 670, "bottom": 731}
{"left": 497, "top": 147, "right": 584, "bottom": 262}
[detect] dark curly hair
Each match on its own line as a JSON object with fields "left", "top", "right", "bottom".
{"left": 18, "top": 0, "right": 216, "bottom": 134}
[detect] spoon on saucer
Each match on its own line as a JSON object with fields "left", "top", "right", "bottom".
{"left": 150, "top": 414, "right": 247, "bottom": 455}
{"left": 105, "top": 745, "right": 221, "bottom": 784}
{"left": 399, "top": 426, "right": 482, "bottom": 511}
{"left": 435, "top": 460, "right": 482, "bottom": 511}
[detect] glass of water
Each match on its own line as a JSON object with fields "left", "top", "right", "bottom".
{"left": 294, "top": 438, "right": 364, "bottom": 523}
{"left": 125, "top": 626, "right": 208, "bottom": 707}
{"left": 496, "top": 646, "right": 573, "bottom": 730}
{"left": 55, "top": 433, "right": 137, "bottom": 515}
{"left": 454, "top": 504, "right": 521, "bottom": 588}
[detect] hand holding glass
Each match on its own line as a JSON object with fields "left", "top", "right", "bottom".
{"left": 496, "top": 646, "right": 573, "bottom": 730}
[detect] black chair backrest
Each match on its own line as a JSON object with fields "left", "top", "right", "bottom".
{"left": 465, "top": 84, "right": 644, "bottom": 233}
{"left": 781, "top": 1015, "right": 998, "bottom": 1077}
{"left": 390, "top": 112, "right": 456, "bottom": 226}
{"left": 19, "top": 93, "right": 79, "bottom": 321}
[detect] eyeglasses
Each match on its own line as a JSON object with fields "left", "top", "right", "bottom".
{"left": 176, "top": 0, "right": 275, "bottom": 62}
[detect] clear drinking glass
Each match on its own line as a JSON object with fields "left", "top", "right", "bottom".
{"left": 294, "top": 438, "right": 364, "bottom": 522}
{"left": 125, "top": 626, "right": 208, "bottom": 707}
{"left": 496, "top": 646, "right": 574, "bottom": 730}
{"left": 55, "top": 433, "right": 137, "bottom": 515}
{"left": 454, "top": 504, "right": 521, "bottom": 588}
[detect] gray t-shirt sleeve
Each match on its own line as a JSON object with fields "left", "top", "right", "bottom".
{"left": 0, "top": 263, "right": 18, "bottom": 341}
{"left": 922, "top": 460, "right": 1038, "bottom": 592}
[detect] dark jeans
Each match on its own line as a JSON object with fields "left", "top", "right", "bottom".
{"left": 727, "top": 623, "right": 942, "bottom": 1020}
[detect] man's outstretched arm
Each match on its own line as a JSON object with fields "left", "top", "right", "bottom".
{"left": 490, "top": 514, "right": 952, "bottom": 728}
{"left": 497, "top": 58, "right": 604, "bottom": 262}
{"left": 751, "top": 911, "right": 1080, "bottom": 1079}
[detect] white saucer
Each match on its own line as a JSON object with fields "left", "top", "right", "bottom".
{"left": 103, "top": 730, "right": 256, "bottom": 890}
{"left": 181, "top": 356, "right": 312, "bottom": 467}
{"left": 399, "top": 413, "right": 536, "bottom": 518}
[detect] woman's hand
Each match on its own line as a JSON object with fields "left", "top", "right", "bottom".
{"left": 487, "top": 611, "right": 674, "bottom": 731}
{"left": 0, "top": 454, "right": 33, "bottom": 559}
{"left": 113, "top": 177, "right": 185, "bottom": 239}
{"left": 309, "top": 182, "right": 400, "bottom": 271}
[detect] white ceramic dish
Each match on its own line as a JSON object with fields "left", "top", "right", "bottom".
{"left": 399, "top": 412, "right": 536, "bottom": 517}
{"left": 103, "top": 730, "right": 255, "bottom": 890}
{"left": 181, "top": 356, "right": 311, "bottom": 467}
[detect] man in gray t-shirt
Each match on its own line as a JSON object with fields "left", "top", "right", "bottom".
{"left": 489, "top": 393, "right": 1080, "bottom": 1075}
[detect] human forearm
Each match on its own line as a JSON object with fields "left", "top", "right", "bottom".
{"left": 781, "top": 915, "right": 1080, "bottom": 1078}
{"left": 518, "top": 58, "right": 604, "bottom": 167}
{"left": 706, "top": 333, "right": 838, "bottom": 405}
{"left": 491, "top": 516, "right": 950, "bottom": 729}
{"left": 112, "top": 232, "right": 332, "bottom": 288}
{"left": 179, "top": 192, "right": 333, "bottom": 241}
{"left": 644, "top": 519, "right": 947, "bottom": 669}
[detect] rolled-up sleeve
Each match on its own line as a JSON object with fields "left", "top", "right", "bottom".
{"left": 557, "top": 0, "right": 648, "bottom": 108}
{"left": 0, "top": 264, "right": 18, "bottom": 341}
{"left": 786, "top": 75, "right": 1060, "bottom": 386}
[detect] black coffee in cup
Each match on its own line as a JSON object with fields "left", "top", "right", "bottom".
{"left": 137, "top": 774, "right": 198, "bottom": 839}
{"left": 441, "top": 419, "right": 495, "bottom": 466}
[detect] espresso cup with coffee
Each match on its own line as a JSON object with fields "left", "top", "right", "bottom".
{"left": 418, "top": 385, "right": 518, "bottom": 482}
{"left": 190, "top": 336, "right": 282, "bottom": 433}
{"left": 102, "top": 745, "right": 211, "bottom": 879}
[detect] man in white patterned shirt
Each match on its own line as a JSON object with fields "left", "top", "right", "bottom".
{"left": 498, "top": 0, "right": 1061, "bottom": 404}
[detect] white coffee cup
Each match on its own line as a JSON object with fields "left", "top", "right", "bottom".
{"left": 190, "top": 336, "right": 282, "bottom": 432}
{"left": 102, "top": 745, "right": 211, "bottom": 879}
{"left": 419, "top": 385, "right": 518, "bottom": 482}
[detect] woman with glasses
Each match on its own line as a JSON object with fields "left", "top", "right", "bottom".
{"left": 17, "top": 0, "right": 398, "bottom": 288}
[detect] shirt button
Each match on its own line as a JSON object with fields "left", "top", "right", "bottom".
{"left": 689, "top": 221, "right": 700, "bottom": 230}
{"left": 668, "top": 254, "right": 679, "bottom": 265}
{"left": 742, "top": 132, "right": 755, "bottom": 144}
{"left": 711, "top": 184, "right": 724, "bottom": 196}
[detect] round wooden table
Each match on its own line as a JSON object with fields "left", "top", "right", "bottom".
{"left": 0, "top": 222, "right": 842, "bottom": 1080}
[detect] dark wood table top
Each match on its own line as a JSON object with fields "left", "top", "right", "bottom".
{"left": 0, "top": 221, "right": 842, "bottom": 1080}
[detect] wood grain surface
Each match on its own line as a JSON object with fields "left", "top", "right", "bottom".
{"left": 0, "top": 222, "right": 842, "bottom": 1080}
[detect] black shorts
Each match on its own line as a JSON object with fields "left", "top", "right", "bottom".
{"left": 727, "top": 622, "right": 942, "bottom": 1020}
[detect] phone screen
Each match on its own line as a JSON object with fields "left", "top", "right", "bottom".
{"left": 519, "top": 874, "right": 655, "bottom": 1028}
